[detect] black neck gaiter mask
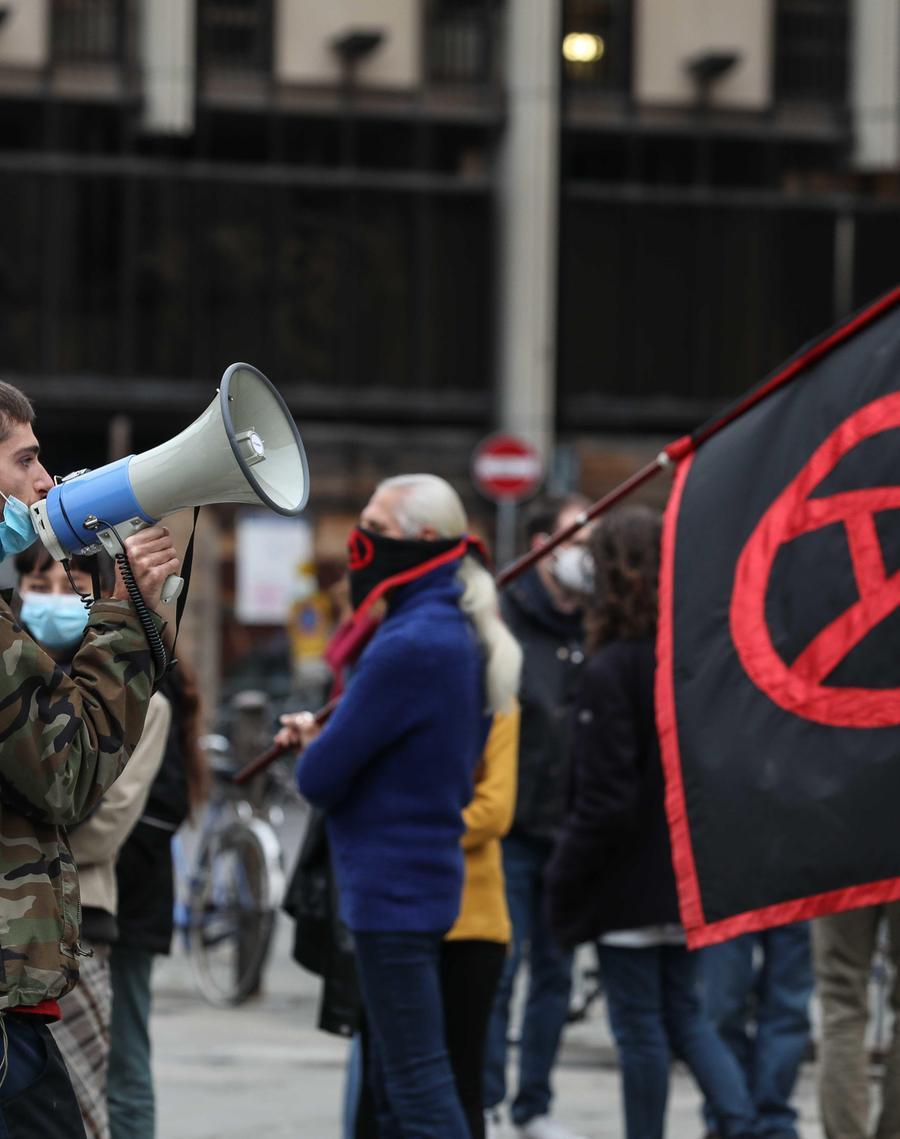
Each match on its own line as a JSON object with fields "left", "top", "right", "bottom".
{"left": 347, "top": 527, "right": 487, "bottom": 619}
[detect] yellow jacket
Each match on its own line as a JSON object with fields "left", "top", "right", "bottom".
{"left": 447, "top": 702, "right": 520, "bottom": 944}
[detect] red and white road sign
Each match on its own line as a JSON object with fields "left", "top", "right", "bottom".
{"left": 472, "top": 434, "right": 544, "bottom": 503}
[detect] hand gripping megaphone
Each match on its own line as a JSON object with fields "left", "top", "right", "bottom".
{"left": 30, "top": 363, "right": 309, "bottom": 605}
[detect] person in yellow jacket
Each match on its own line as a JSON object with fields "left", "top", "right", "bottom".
{"left": 443, "top": 701, "right": 520, "bottom": 1139}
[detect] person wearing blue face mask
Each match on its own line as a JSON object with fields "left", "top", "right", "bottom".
{"left": 15, "top": 547, "right": 93, "bottom": 659}
{"left": 14, "top": 544, "right": 172, "bottom": 1139}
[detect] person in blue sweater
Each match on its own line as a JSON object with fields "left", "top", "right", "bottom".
{"left": 277, "top": 473, "right": 522, "bottom": 1139}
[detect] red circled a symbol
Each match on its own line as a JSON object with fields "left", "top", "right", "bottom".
{"left": 730, "top": 392, "right": 900, "bottom": 729}
{"left": 347, "top": 529, "right": 375, "bottom": 571}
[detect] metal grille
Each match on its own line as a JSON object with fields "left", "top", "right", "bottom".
{"left": 51, "top": 0, "right": 123, "bottom": 64}
{"left": 775, "top": 0, "right": 849, "bottom": 104}
{"left": 425, "top": 0, "right": 497, "bottom": 85}
{"left": 199, "top": 0, "right": 273, "bottom": 73}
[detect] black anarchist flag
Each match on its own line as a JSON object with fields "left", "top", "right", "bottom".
{"left": 657, "top": 286, "right": 900, "bottom": 948}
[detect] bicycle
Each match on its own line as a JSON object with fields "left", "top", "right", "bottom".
{"left": 175, "top": 733, "right": 293, "bottom": 1007}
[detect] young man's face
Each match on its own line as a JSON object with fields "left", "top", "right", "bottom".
{"left": 0, "top": 421, "right": 53, "bottom": 513}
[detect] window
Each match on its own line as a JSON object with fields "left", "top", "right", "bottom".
{"left": 425, "top": 0, "right": 498, "bottom": 85}
{"left": 775, "top": 0, "right": 849, "bottom": 104}
{"left": 558, "top": 198, "right": 836, "bottom": 424}
{"left": 562, "top": 0, "right": 631, "bottom": 94}
{"left": 52, "top": 0, "right": 124, "bottom": 64}
{"left": 0, "top": 175, "right": 43, "bottom": 373}
{"left": 198, "top": 0, "right": 272, "bottom": 73}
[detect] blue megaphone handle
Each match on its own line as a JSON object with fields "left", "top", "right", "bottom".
{"left": 45, "top": 457, "right": 157, "bottom": 553}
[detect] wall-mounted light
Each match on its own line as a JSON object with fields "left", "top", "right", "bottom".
{"left": 330, "top": 28, "right": 385, "bottom": 66}
{"left": 685, "top": 50, "right": 740, "bottom": 86}
{"left": 562, "top": 33, "right": 605, "bottom": 65}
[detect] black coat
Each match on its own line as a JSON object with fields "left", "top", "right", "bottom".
{"left": 115, "top": 674, "right": 191, "bottom": 955}
{"left": 545, "top": 637, "right": 680, "bottom": 950}
{"left": 501, "top": 569, "right": 584, "bottom": 843}
{"left": 283, "top": 810, "right": 361, "bottom": 1038}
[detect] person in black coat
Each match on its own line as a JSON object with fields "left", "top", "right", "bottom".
{"left": 483, "top": 495, "right": 592, "bottom": 1139}
{"left": 545, "top": 507, "right": 759, "bottom": 1139}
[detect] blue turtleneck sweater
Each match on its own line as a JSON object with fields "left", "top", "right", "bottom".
{"left": 296, "top": 564, "right": 490, "bottom": 932}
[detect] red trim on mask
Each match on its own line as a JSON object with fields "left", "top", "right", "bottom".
{"left": 352, "top": 536, "right": 481, "bottom": 625}
{"left": 348, "top": 530, "right": 375, "bottom": 571}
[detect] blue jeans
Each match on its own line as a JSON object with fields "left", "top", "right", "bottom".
{"left": 353, "top": 930, "right": 469, "bottom": 1139}
{"left": 597, "top": 943, "right": 758, "bottom": 1139}
{"left": 702, "top": 924, "right": 812, "bottom": 1138}
{"left": 108, "top": 945, "right": 155, "bottom": 1139}
{"left": 483, "top": 834, "right": 573, "bottom": 1125}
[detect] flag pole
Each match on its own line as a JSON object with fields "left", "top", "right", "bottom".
{"left": 233, "top": 454, "right": 672, "bottom": 785}
{"left": 234, "top": 284, "right": 900, "bottom": 785}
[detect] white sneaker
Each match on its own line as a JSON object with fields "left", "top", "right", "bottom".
{"left": 485, "top": 1107, "right": 504, "bottom": 1139}
{"left": 517, "top": 1116, "right": 589, "bottom": 1139}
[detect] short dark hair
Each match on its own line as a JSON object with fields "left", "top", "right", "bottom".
{"left": 524, "top": 493, "right": 589, "bottom": 543}
{"left": 0, "top": 382, "right": 35, "bottom": 444}
{"left": 15, "top": 545, "right": 115, "bottom": 595}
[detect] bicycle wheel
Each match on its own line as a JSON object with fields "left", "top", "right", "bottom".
{"left": 187, "top": 820, "right": 278, "bottom": 1007}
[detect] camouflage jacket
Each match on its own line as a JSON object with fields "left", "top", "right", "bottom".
{"left": 0, "top": 594, "right": 162, "bottom": 1009}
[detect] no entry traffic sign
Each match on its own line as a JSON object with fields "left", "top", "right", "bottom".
{"left": 472, "top": 434, "right": 543, "bottom": 503}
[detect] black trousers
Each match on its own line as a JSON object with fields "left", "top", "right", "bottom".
{"left": 355, "top": 939, "right": 507, "bottom": 1139}
{"left": 0, "top": 1014, "right": 87, "bottom": 1139}
{"left": 440, "top": 940, "right": 507, "bottom": 1139}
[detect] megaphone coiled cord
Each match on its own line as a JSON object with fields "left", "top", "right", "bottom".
{"left": 114, "top": 550, "right": 169, "bottom": 679}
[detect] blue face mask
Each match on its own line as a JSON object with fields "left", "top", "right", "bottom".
{"left": 19, "top": 592, "right": 89, "bottom": 651}
{"left": 0, "top": 494, "right": 38, "bottom": 559}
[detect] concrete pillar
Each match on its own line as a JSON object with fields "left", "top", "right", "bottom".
{"left": 140, "top": 0, "right": 196, "bottom": 136}
{"left": 851, "top": 0, "right": 900, "bottom": 170}
{"left": 495, "top": 0, "right": 561, "bottom": 466}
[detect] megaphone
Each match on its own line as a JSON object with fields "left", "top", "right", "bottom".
{"left": 30, "top": 363, "right": 309, "bottom": 604}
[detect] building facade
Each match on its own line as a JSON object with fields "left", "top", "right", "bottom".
{"left": 0, "top": 0, "right": 897, "bottom": 481}
{"left": 0, "top": 0, "right": 897, "bottom": 693}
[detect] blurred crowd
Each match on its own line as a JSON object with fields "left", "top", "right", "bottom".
{"left": 0, "top": 377, "right": 896, "bottom": 1139}
{"left": 281, "top": 477, "right": 900, "bottom": 1139}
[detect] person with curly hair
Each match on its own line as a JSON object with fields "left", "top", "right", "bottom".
{"left": 545, "top": 506, "right": 759, "bottom": 1139}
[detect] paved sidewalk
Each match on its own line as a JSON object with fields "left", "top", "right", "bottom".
{"left": 152, "top": 915, "right": 825, "bottom": 1139}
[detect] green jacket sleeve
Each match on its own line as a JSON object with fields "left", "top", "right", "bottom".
{"left": 0, "top": 596, "right": 164, "bottom": 827}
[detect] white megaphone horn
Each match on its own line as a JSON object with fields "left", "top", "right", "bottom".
{"left": 30, "top": 363, "right": 309, "bottom": 604}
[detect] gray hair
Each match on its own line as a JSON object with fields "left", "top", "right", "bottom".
{"left": 378, "top": 474, "right": 522, "bottom": 713}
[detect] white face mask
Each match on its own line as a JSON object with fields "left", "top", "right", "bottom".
{"left": 550, "top": 545, "right": 595, "bottom": 597}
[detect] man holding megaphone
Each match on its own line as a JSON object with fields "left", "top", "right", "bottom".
{"left": 0, "top": 380, "right": 179, "bottom": 1139}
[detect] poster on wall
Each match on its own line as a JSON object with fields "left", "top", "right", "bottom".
{"left": 235, "top": 511, "right": 315, "bottom": 625}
